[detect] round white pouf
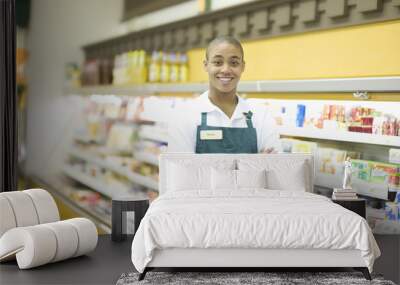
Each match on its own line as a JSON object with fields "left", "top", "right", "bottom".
{"left": 42, "top": 221, "right": 79, "bottom": 262}
{"left": 0, "top": 218, "right": 98, "bottom": 269}
{"left": 23, "top": 189, "right": 60, "bottom": 224}
{"left": 65, "top": 218, "right": 98, "bottom": 257}
{"left": 0, "top": 196, "right": 17, "bottom": 237}
{"left": 0, "top": 226, "right": 57, "bottom": 269}
{"left": 0, "top": 192, "right": 39, "bottom": 227}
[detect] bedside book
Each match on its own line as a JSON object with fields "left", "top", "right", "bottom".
{"left": 332, "top": 193, "right": 358, "bottom": 200}
{"left": 332, "top": 188, "right": 358, "bottom": 200}
{"left": 333, "top": 188, "right": 356, "bottom": 193}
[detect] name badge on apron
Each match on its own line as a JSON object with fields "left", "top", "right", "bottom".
{"left": 200, "top": 130, "right": 223, "bottom": 140}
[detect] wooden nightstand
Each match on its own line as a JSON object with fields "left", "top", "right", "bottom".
{"left": 332, "top": 198, "right": 366, "bottom": 219}
{"left": 112, "top": 197, "right": 149, "bottom": 242}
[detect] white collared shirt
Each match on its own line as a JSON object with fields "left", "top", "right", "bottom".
{"left": 167, "top": 91, "right": 280, "bottom": 153}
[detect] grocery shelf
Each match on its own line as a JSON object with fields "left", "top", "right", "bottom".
{"left": 73, "top": 134, "right": 104, "bottom": 144}
{"left": 257, "top": 77, "right": 400, "bottom": 93}
{"left": 151, "top": 83, "right": 207, "bottom": 93}
{"left": 63, "top": 165, "right": 132, "bottom": 198}
{"left": 134, "top": 151, "right": 159, "bottom": 166}
{"left": 65, "top": 77, "right": 400, "bottom": 96}
{"left": 279, "top": 127, "right": 400, "bottom": 147}
{"left": 68, "top": 148, "right": 159, "bottom": 191}
{"left": 69, "top": 148, "right": 122, "bottom": 173}
{"left": 139, "top": 128, "right": 168, "bottom": 143}
{"left": 126, "top": 172, "right": 159, "bottom": 191}
{"left": 65, "top": 82, "right": 208, "bottom": 96}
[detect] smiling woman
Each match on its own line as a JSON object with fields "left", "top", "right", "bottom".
{"left": 167, "top": 36, "right": 280, "bottom": 154}
{"left": 204, "top": 37, "right": 245, "bottom": 118}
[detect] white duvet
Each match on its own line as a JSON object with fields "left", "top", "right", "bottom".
{"left": 131, "top": 190, "right": 380, "bottom": 273}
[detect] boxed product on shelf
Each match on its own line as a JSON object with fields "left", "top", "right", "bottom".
{"left": 66, "top": 187, "right": 112, "bottom": 222}
{"left": 69, "top": 188, "right": 101, "bottom": 206}
{"left": 152, "top": 51, "right": 189, "bottom": 83}
{"left": 65, "top": 62, "right": 81, "bottom": 88}
{"left": 106, "top": 50, "right": 189, "bottom": 86}
{"left": 351, "top": 159, "right": 400, "bottom": 186}
{"left": 104, "top": 155, "right": 135, "bottom": 169}
{"left": 113, "top": 50, "right": 147, "bottom": 85}
{"left": 396, "top": 191, "right": 400, "bottom": 203}
{"left": 86, "top": 94, "right": 127, "bottom": 120}
{"left": 126, "top": 97, "right": 144, "bottom": 122}
{"left": 104, "top": 170, "right": 133, "bottom": 192}
{"left": 385, "top": 202, "right": 400, "bottom": 222}
{"left": 130, "top": 161, "right": 158, "bottom": 180}
{"left": 318, "top": 148, "right": 360, "bottom": 173}
{"left": 81, "top": 59, "right": 101, "bottom": 86}
{"left": 351, "top": 159, "right": 400, "bottom": 199}
{"left": 85, "top": 163, "right": 103, "bottom": 178}
{"left": 81, "top": 58, "right": 114, "bottom": 86}
{"left": 317, "top": 148, "right": 348, "bottom": 174}
{"left": 134, "top": 140, "right": 167, "bottom": 156}
{"left": 389, "top": 148, "right": 400, "bottom": 164}
{"left": 106, "top": 124, "right": 137, "bottom": 153}
{"left": 268, "top": 99, "right": 400, "bottom": 137}
{"left": 139, "top": 124, "right": 168, "bottom": 143}
{"left": 280, "top": 138, "right": 317, "bottom": 154}
{"left": 291, "top": 140, "right": 317, "bottom": 154}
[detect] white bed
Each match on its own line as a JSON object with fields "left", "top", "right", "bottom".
{"left": 131, "top": 153, "right": 380, "bottom": 280}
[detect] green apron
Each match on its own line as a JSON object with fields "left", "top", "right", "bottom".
{"left": 195, "top": 111, "right": 258, "bottom": 153}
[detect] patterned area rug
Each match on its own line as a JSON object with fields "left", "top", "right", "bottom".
{"left": 116, "top": 271, "right": 396, "bottom": 285}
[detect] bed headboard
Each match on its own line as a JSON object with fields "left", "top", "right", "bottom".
{"left": 159, "top": 153, "right": 314, "bottom": 195}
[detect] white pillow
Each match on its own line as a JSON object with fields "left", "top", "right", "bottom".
{"left": 166, "top": 159, "right": 235, "bottom": 192}
{"left": 236, "top": 169, "right": 267, "bottom": 189}
{"left": 211, "top": 168, "right": 236, "bottom": 190}
{"left": 211, "top": 169, "right": 268, "bottom": 191}
{"left": 167, "top": 163, "right": 210, "bottom": 191}
{"left": 238, "top": 158, "right": 309, "bottom": 192}
{"left": 266, "top": 164, "right": 306, "bottom": 191}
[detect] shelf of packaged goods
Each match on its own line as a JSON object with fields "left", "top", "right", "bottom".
{"left": 63, "top": 165, "right": 132, "bottom": 199}
{"left": 64, "top": 77, "right": 400, "bottom": 96}
{"left": 256, "top": 77, "right": 400, "bottom": 93}
{"left": 126, "top": 172, "right": 159, "bottom": 191}
{"left": 69, "top": 148, "right": 113, "bottom": 169}
{"left": 64, "top": 83, "right": 208, "bottom": 96}
{"left": 69, "top": 148, "right": 159, "bottom": 191}
{"left": 278, "top": 127, "right": 400, "bottom": 147}
{"left": 139, "top": 129, "right": 168, "bottom": 143}
{"left": 73, "top": 134, "right": 104, "bottom": 144}
{"left": 134, "top": 152, "right": 159, "bottom": 166}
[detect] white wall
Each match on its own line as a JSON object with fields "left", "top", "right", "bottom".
{"left": 25, "top": 0, "right": 124, "bottom": 180}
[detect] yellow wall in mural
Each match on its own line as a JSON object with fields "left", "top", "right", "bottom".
{"left": 188, "top": 19, "right": 400, "bottom": 82}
